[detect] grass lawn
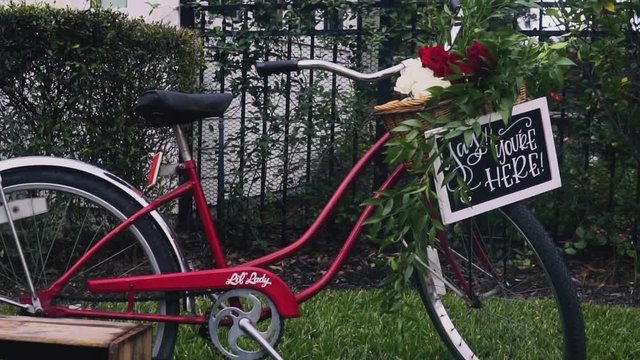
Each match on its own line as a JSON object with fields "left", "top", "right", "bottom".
{"left": 175, "top": 289, "right": 640, "bottom": 359}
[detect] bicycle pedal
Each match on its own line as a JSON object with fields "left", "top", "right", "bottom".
{"left": 238, "top": 318, "right": 284, "bottom": 360}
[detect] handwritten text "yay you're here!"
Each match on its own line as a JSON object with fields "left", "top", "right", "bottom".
{"left": 444, "top": 110, "right": 551, "bottom": 204}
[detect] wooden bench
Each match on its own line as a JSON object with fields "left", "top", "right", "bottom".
{"left": 0, "top": 315, "right": 152, "bottom": 360}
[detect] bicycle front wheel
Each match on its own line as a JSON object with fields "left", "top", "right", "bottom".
{"left": 414, "top": 203, "right": 586, "bottom": 359}
{"left": 0, "top": 165, "right": 181, "bottom": 360}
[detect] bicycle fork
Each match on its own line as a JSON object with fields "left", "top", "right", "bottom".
{"left": 0, "top": 174, "right": 43, "bottom": 313}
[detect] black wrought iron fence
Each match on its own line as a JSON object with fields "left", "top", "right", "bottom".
{"left": 179, "top": 1, "right": 640, "bottom": 260}
{"left": 179, "top": 1, "right": 437, "bottom": 248}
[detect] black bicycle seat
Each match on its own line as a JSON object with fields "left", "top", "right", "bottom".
{"left": 135, "top": 90, "right": 233, "bottom": 127}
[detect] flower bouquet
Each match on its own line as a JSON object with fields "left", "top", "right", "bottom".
{"left": 375, "top": 41, "right": 527, "bottom": 140}
{"left": 374, "top": 0, "right": 573, "bottom": 142}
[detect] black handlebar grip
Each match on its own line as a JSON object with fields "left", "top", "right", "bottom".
{"left": 255, "top": 60, "right": 300, "bottom": 76}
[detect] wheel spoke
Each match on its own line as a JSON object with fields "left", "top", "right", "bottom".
{"left": 64, "top": 208, "right": 92, "bottom": 272}
{"left": 0, "top": 232, "right": 19, "bottom": 288}
{"left": 36, "top": 196, "right": 72, "bottom": 286}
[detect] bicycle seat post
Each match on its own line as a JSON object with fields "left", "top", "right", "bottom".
{"left": 173, "top": 124, "right": 192, "bottom": 162}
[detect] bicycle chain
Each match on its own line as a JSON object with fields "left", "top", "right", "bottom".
{"left": 198, "top": 307, "right": 213, "bottom": 340}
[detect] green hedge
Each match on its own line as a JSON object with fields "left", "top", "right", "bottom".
{"left": 0, "top": 4, "right": 202, "bottom": 185}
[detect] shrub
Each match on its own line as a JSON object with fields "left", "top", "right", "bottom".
{"left": 0, "top": 4, "right": 202, "bottom": 185}
{"left": 533, "top": 1, "right": 640, "bottom": 265}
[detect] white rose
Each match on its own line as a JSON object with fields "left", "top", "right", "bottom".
{"left": 394, "top": 58, "right": 450, "bottom": 99}
{"left": 394, "top": 59, "right": 421, "bottom": 94}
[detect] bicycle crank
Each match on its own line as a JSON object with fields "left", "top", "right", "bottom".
{"left": 208, "top": 289, "right": 284, "bottom": 360}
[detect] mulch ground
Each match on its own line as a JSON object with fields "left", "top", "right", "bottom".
{"left": 181, "top": 233, "right": 639, "bottom": 308}
{"left": 567, "top": 255, "right": 640, "bottom": 308}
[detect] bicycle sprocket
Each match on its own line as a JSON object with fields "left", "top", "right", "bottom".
{"left": 208, "top": 289, "right": 283, "bottom": 360}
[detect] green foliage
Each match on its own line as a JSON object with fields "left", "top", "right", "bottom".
{"left": 560, "top": 0, "right": 640, "bottom": 159}
{"left": 530, "top": 0, "right": 640, "bottom": 268}
{"left": 0, "top": 4, "right": 202, "bottom": 185}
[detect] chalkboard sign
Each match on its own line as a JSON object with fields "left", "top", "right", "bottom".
{"left": 427, "top": 97, "right": 561, "bottom": 225}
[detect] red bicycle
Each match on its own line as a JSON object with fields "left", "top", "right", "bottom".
{"left": 0, "top": 58, "right": 585, "bottom": 359}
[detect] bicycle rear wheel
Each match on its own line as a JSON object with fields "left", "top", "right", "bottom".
{"left": 0, "top": 166, "right": 181, "bottom": 360}
{"left": 414, "top": 203, "right": 585, "bottom": 359}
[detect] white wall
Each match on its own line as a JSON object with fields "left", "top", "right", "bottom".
{"left": 108, "top": 0, "right": 179, "bottom": 27}
{"left": 0, "top": 0, "right": 180, "bottom": 26}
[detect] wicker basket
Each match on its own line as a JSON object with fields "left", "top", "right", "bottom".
{"left": 373, "top": 86, "right": 528, "bottom": 138}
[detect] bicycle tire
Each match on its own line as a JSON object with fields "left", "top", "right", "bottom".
{"left": 414, "top": 203, "right": 586, "bottom": 359}
{"left": 0, "top": 165, "right": 181, "bottom": 360}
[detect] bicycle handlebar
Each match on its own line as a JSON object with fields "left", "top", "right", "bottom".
{"left": 255, "top": 0, "right": 461, "bottom": 81}
{"left": 255, "top": 59, "right": 405, "bottom": 82}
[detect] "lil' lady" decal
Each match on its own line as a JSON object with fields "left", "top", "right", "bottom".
{"left": 225, "top": 272, "right": 273, "bottom": 288}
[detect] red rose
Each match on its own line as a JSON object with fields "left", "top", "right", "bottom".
{"left": 419, "top": 45, "right": 450, "bottom": 77}
{"left": 447, "top": 52, "right": 474, "bottom": 75}
{"left": 466, "top": 41, "right": 496, "bottom": 70}
{"left": 418, "top": 43, "right": 490, "bottom": 78}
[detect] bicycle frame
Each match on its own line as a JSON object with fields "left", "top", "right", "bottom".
{"left": 25, "top": 129, "right": 392, "bottom": 321}
{"left": 27, "top": 122, "right": 486, "bottom": 325}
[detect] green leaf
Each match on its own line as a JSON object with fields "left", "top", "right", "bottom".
{"left": 555, "top": 57, "right": 575, "bottom": 66}
{"left": 574, "top": 240, "right": 587, "bottom": 250}
{"left": 499, "top": 107, "right": 512, "bottom": 126}
{"left": 445, "top": 121, "right": 465, "bottom": 128}
{"left": 564, "top": 247, "right": 577, "bottom": 255}
{"left": 472, "top": 121, "right": 481, "bottom": 135}
{"left": 443, "top": 170, "right": 457, "bottom": 186}
{"left": 603, "top": 0, "right": 615, "bottom": 13}
{"left": 403, "top": 264, "right": 414, "bottom": 282}
{"left": 514, "top": 0, "right": 541, "bottom": 8}
{"left": 400, "top": 119, "right": 424, "bottom": 128}
{"left": 361, "top": 198, "right": 385, "bottom": 206}
{"left": 390, "top": 258, "right": 399, "bottom": 271}
{"left": 382, "top": 198, "right": 394, "bottom": 216}
{"left": 463, "top": 129, "right": 474, "bottom": 147}
{"left": 363, "top": 216, "right": 382, "bottom": 225}
{"left": 444, "top": 129, "right": 462, "bottom": 139}
{"left": 405, "top": 130, "right": 419, "bottom": 142}
{"left": 546, "top": 9, "right": 561, "bottom": 18}
{"left": 549, "top": 42, "right": 568, "bottom": 50}
{"left": 391, "top": 125, "right": 411, "bottom": 132}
